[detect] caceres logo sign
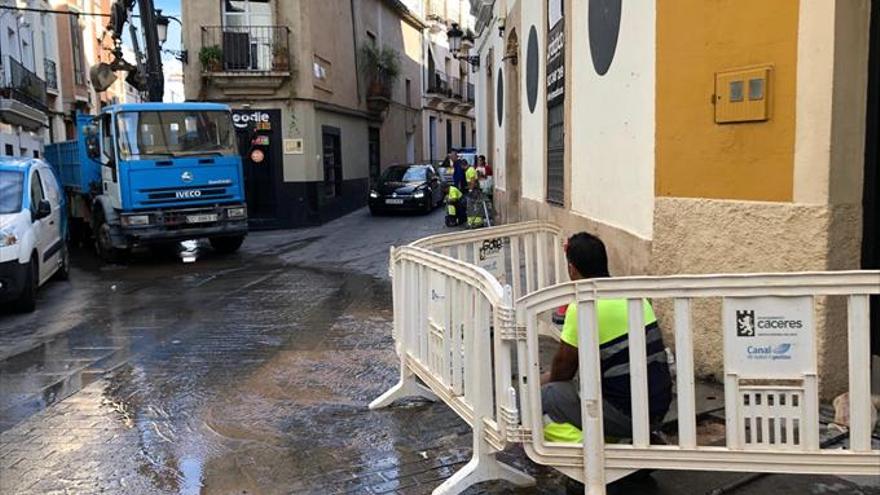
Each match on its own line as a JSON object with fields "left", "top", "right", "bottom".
{"left": 232, "top": 111, "right": 271, "bottom": 130}
{"left": 723, "top": 296, "right": 815, "bottom": 379}
{"left": 736, "top": 309, "right": 805, "bottom": 337}
{"left": 176, "top": 190, "right": 202, "bottom": 199}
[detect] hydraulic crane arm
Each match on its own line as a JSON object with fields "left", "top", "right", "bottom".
{"left": 93, "top": 0, "right": 164, "bottom": 102}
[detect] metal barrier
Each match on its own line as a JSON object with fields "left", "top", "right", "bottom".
{"left": 369, "top": 244, "right": 534, "bottom": 493}
{"left": 412, "top": 221, "right": 567, "bottom": 340}
{"left": 516, "top": 271, "right": 880, "bottom": 493}
{"left": 411, "top": 221, "right": 566, "bottom": 302}
{"left": 372, "top": 221, "right": 880, "bottom": 494}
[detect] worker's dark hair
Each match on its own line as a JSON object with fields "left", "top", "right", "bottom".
{"left": 478, "top": 155, "right": 487, "bottom": 163}
{"left": 565, "top": 232, "right": 610, "bottom": 279}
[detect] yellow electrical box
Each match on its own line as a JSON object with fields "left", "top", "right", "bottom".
{"left": 715, "top": 66, "right": 772, "bottom": 124}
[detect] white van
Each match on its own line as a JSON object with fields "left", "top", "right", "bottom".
{"left": 0, "top": 158, "right": 70, "bottom": 312}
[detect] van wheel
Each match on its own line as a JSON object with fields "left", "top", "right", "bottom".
{"left": 14, "top": 256, "right": 38, "bottom": 313}
{"left": 53, "top": 242, "right": 70, "bottom": 281}
{"left": 209, "top": 235, "right": 244, "bottom": 254}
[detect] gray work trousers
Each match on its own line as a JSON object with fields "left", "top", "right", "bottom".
{"left": 541, "top": 380, "right": 634, "bottom": 439}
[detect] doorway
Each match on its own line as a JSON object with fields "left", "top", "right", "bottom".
{"left": 233, "top": 109, "right": 281, "bottom": 228}
{"left": 429, "top": 116, "right": 437, "bottom": 161}
{"left": 446, "top": 119, "right": 453, "bottom": 154}
{"left": 368, "top": 127, "right": 381, "bottom": 184}
{"left": 322, "top": 126, "right": 342, "bottom": 198}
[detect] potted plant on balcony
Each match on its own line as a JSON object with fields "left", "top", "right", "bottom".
{"left": 272, "top": 45, "right": 290, "bottom": 72}
{"left": 199, "top": 45, "right": 223, "bottom": 72}
{"left": 359, "top": 44, "right": 400, "bottom": 112}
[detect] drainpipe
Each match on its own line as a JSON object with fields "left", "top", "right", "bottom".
{"left": 350, "top": 0, "right": 361, "bottom": 102}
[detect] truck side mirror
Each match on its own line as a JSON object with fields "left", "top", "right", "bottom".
{"left": 83, "top": 125, "right": 100, "bottom": 159}
{"left": 86, "top": 135, "right": 100, "bottom": 159}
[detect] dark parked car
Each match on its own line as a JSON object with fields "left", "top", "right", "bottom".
{"left": 369, "top": 164, "right": 444, "bottom": 215}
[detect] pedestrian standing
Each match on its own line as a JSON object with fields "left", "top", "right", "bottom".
{"left": 477, "top": 155, "right": 493, "bottom": 196}
{"left": 450, "top": 151, "right": 466, "bottom": 191}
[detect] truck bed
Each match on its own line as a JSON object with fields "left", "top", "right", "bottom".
{"left": 44, "top": 140, "right": 101, "bottom": 195}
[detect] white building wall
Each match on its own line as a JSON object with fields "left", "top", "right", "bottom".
{"left": 491, "top": 40, "right": 505, "bottom": 190}
{"left": 0, "top": 2, "right": 59, "bottom": 156}
{"left": 519, "top": 0, "right": 546, "bottom": 201}
{"left": 569, "top": 0, "right": 655, "bottom": 239}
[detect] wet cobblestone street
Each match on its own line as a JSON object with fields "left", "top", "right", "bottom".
{"left": 1, "top": 209, "right": 878, "bottom": 494}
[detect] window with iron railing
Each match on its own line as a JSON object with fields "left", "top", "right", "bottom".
{"left": 427, "top": 71, "right": 450, "bottom": 96}
{"left": 69, "top": 15, "right": 86, "bottom": 86}
{"left": 201, "top": 26, "right": 290, "bottom": 73}
{"left": 44, "top": 58, "right": 57, "bottom": 91}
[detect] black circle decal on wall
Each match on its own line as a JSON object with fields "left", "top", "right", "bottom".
{"left": 526, "top": 25, "right": 539, "bottom": 113}
{"left": 588, "top": 0, "right": 622, "bottom": 76}
{"left": 496, "top": 67, "right": 504, "bottom": 127}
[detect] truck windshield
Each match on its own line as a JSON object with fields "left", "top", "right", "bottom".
{"left": 0, "top": 170, "right": 24, "bottom": 214}
{"left": 116, "top": 111, "right": 236, "bottom": 159}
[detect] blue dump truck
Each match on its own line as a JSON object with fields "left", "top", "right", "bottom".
{"left": 45, "top": 103, "right": 248, "bottom": 261}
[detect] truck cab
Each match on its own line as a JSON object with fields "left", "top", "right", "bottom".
{"left": 48, "top": 103, "right": 248, "bottom": 261}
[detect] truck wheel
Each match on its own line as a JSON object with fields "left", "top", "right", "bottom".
{"left": 14, "top": 255, "right": 38, "bottom": 313}
{"left": 94, "top": 216, "right": 127, "bottom": 264}
{"left": 209, "top": 236, "right": 244, "bottom": 254}
{"left": 53, "top": 242, "right": 70, "bottom": 281}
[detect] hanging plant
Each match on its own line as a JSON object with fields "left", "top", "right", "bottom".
{"left": 199, "top": 45, "right": 223, "bottom": 72}
{"left": 359, "top": 44, "right": 400, "bottom": 98}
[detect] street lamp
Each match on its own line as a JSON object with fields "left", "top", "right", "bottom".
{"left": 153, "top": 10, "right": 188, "bottom": 64}
{"left": 446, "top": 23, "right": 480, "bottom": 71}
{"left": 155, "top": 9, "right": 170, "bottom": 46}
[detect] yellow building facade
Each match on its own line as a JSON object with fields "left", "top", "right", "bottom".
{"left": 471, "top": 0, "right": 878, "bottom": 395}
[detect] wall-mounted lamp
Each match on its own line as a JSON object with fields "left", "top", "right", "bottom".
{"left": 447, "top": 23, "right": 480, "bottom": 72}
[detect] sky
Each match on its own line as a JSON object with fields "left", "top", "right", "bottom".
{"left": 122, "top": 0, "right": 181, "bottom": 63}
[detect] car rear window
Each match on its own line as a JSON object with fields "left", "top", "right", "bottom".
{"left": 0, "top": 170, "right": 24, "bottom": 214}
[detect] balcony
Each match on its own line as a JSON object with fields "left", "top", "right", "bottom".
{"left": 0, "top": 58, "right": 49, "bottom": 130}
{"left": 425, "top": 71, "right": 450, "bottom": 107}
{"left": 200, "top": 26, "right": 291, "bottom": 95}
{"left": 44, "top": 58, "right": 58, "bottom": 93}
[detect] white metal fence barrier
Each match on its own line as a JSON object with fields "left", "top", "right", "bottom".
{"left": 371, "top": 222, "right": 880, "bottom": 494}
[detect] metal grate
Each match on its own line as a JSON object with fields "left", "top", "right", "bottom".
{"left": 739, "top": 386, "right": 806, "bottom": 451}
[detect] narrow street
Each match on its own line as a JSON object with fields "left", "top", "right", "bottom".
{"left": 1, "top": 209, "right": 878, "bottom": 494}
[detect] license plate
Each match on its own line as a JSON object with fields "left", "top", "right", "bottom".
{"left": 385, "top": 199, "right": 404, "bottom": 205}
{"left": 186, "top": 214, "right": 218, "bottom": 224}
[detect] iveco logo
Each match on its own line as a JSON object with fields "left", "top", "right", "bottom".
{"left": 175, "top": 190, "right": 202, "bottom": 199}
{"left": 181, "top": 171, "right": 193, "bottom": 183}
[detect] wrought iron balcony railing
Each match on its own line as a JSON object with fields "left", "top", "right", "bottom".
{"left": 0, "top": 58, "right": 48, "bottom": 112}
{"left": 200, "top": 26, "right": 291, "bottom": 73}
{"left": 427, "top": 72, "right": 450, "bottom": 97}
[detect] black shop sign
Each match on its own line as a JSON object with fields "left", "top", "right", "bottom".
{"left": 546, "top": 3, "right": 565, "bottom": 105}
